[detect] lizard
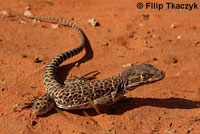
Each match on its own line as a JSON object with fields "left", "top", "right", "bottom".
{"left": 14, "top": 14, "right": 165, "bottom": 115}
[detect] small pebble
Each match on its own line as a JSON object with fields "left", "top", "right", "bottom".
{"left": 171, "top": 57, "right": 178, "bottom": 63}
{"left": 83, "top": 120, "right": 89, "bottom": 124}
{"left": 20, "top": 20, "right": 26, "bottom": 24}
{"left": 75, "top": 62, "right": 79, "bottom": 67}
{"left": 52, "top": 24, "right": 59, "bottom": 29}
{"left": 189, "top": 25, "right": 196, "bottom": 30}
{"left": 177, "top": 36, "right": 181, "bottom": 39}
{"left": 168, "top": 40, "right": 172, "bottom": 42}
{"left": 144, "top": 40, "right": 148, "bottom": 44}
{"left": 128, "top": 31, "right": 135, "bottom": 38}
{"left": 88, "top": 18, "right": 99, "bottom": 26}
{"left": 25, "top": 6, "right": 31, "bottom": 10}
{"left": 151, "top": 56, "right": 157, "bottom": 61}
{"left": 34, "top": 58, "right": 43, "bottom": 63}
{"left": 102, "top": 42, "right": 109, "bottom": 46}
{"left": 171, "top": 24, "right": 176, "bottom": 29}
{"left": 41, "top": 25, "right": 47, "bottom": 28}
{"left": 169, "top": 122, "right": 172, "bottom": 127}
{"left": 70, "top": 17, "right": 74, "bottom": 21}
{"left": 24, "top": 10, "right": 33, "bottom": 17}
{"left": 31, "top": 120, "right": 37, "bottom": 126}
{"left": 141, "top": 14, "right": 149, "bottom": 20}
{"left": 146, "top": 31, "right": 151, "bottom": 34}
{"left": 157, "top": 116, "right": 161, "bottom": 121}
{"left": 148, "top": 46, "right": 153, "bottom": 48}
{"left": 139, "top": 23, "right": 144, "bottom": 26}
{"left": 0, "top": 10, "right": 9, "bottom": 15}
{"left": 30, "top": 85, "right": 37, "bottom": 89}
{"left": 186, "top": 128, "right": 193, "bottom": 133}
{"left": 195, "top": 41, "right": 200, "bottom": 45}
{"left": 164, "top": 129, "right": 176, "bottom": 134}
{"left": 122, "top": 63, "right": 133, "bottom": 67}
{"left": 21, "top": 54, "right": 27, "bottom": 58}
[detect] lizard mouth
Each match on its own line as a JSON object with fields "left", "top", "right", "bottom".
{"left": 150, "top": 70, "right": 165, "bottom": 81}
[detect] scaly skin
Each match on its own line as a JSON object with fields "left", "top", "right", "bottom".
{"left": 24, "top": 15, "right": 165, "bottom": 115}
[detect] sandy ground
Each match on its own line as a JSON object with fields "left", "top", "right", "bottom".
{"left": 0, "top": 0, "right": 200, "bottom": 134}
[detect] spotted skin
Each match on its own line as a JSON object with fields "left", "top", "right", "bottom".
{"left": 24, "top": 15, "right": 165, "bottom": 115}
{"left": 53, "top": 64, "right": 164, "bottom": 110}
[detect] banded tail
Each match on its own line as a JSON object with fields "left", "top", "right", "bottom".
{"left": 24, "top": 15, "right": 86, "bottom": 92}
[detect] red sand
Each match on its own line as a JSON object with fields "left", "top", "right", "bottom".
{"left": 0, "top": 0, "right": 200, "bottom": 134}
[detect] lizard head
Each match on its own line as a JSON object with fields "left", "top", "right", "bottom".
{"left": 119, "top": 64, "right": 164, "bottom": 90}
{"left": 32, "top": 93, "right": 55, "bottom": 115}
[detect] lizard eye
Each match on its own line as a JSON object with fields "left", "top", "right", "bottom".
{"left": 141, "top": 74, "right": 149, "bottom": 79}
